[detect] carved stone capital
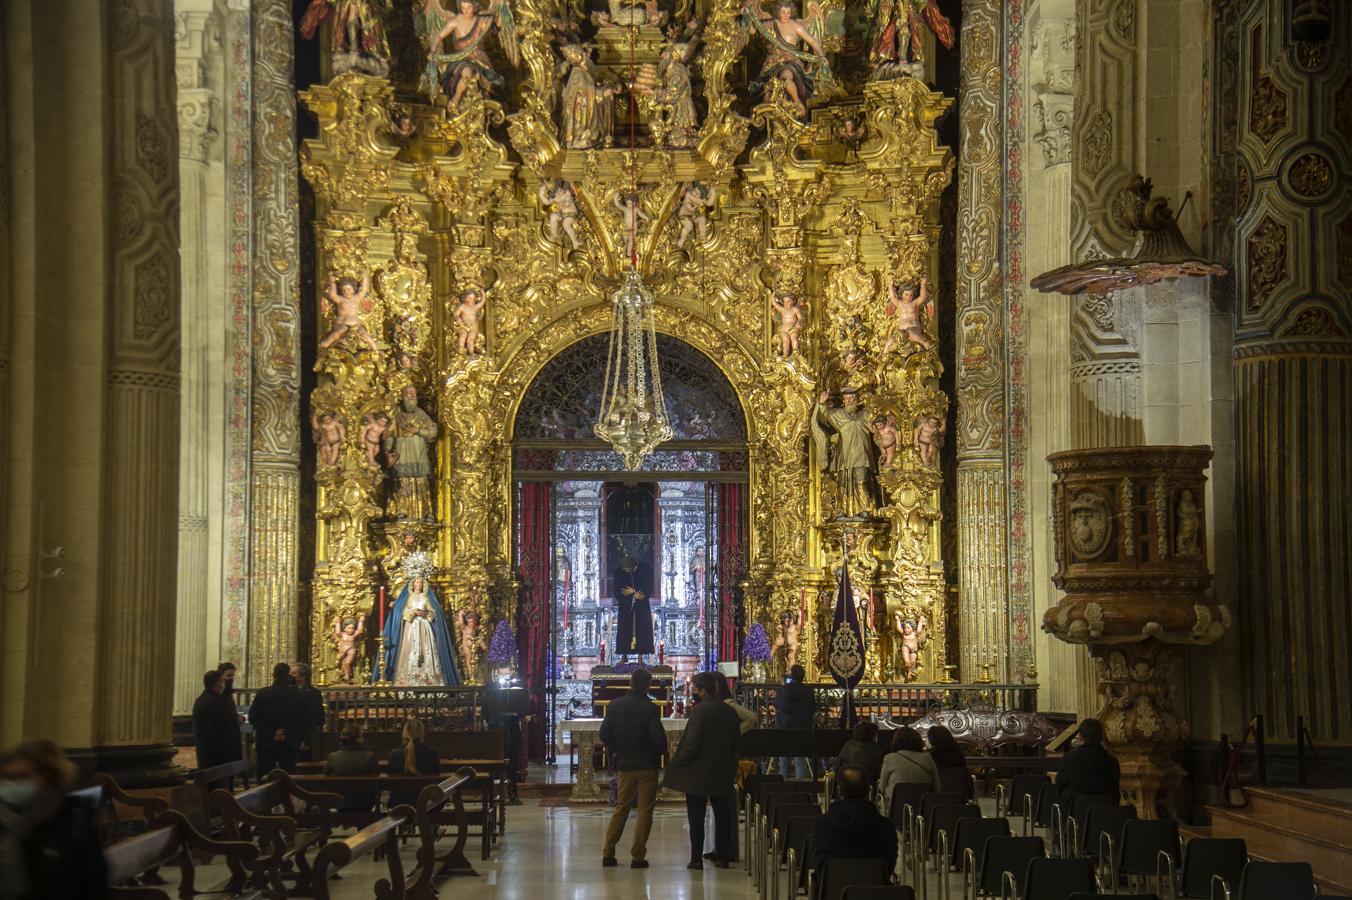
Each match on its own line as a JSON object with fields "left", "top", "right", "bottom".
{"left": 177, "top": 88, "right": 218, "bottom": 162}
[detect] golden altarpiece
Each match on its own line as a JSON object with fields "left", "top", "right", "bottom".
{"left": 298, "top": 0, "right": 956, "bottom": 688}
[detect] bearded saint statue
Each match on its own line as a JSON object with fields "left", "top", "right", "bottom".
{"left": 811, "top": 387, "right": 882, "bottom": 518}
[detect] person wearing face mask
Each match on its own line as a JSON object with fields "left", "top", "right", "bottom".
{"left": 248, "top": 662, "right": 308, "bottom": 777}
{"left": 0, "top": 740, "right": 106, "bottom": 898}
{"left": 663, "top": 671, "right": 742, "bottom": 869}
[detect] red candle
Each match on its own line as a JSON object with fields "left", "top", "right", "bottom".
{"left": 379, "top": 586, "right": 386, "bottom": 627}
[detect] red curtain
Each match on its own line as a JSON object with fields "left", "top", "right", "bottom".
{"left": 516, "top": 482, "right": 552, "bottom": 761}
{"left": 717, "top": 482, "right": 746, "bottom": 664}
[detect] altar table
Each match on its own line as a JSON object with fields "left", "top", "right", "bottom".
{"left": 559, "top": 716, "right": 689, "bottom": 801}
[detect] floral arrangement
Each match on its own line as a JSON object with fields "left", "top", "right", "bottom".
{"left": 743, "top": 622, "right": 772, "bottom": 663}
{"left": 488, "top": 619, "right": 517, "bottom": 664}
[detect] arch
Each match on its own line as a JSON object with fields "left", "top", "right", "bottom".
{"left": 513, "top": 333, "right": 748, "bottom": 442}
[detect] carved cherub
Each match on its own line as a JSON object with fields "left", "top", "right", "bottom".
{"left": 319, "top": 273, "right": 380, "bottom": 353}
{"left": 675, "top": 181, "right": 716, "bottom": 248}
{"left": 362, "top": 412, "right": 391, "bottom": 468}
{"left": 770, "top": 606, "right": 805, "bottom": 671}
{"left": 894, "top": 613, "right": 928, "bottom": 681}
{"left": 883, "top": 276, "right": 934, "bottom": 352}
{"left": 458, "top": 609, "right": 488, "bottom": 679}
{"left": 913, "top": 413, "right": 945, "bottom": 467}
{"left": 538, "top": 179, "right": 581, "bottom": 250}
{"left": 328, "top": 614, "right": 366, "bottom": 683}
{"left": 454, "top": 288, "right": 488, "bottom": 355}
{"left": 311, "top": 411, "right": 345, "bottom": 468}
{"left": 771, "top": 292, "right": 804, "bottom": 356}
{"left": 614, "top": 192, "right": 651, "bottom": 261}
{"left": 872, "top": 414, "right": 900, "bottom": 467}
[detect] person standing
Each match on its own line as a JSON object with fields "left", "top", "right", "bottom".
{"left": 249, "top": 663, "right": 306, "bottom": 777}
{"left": 290, "top": 663, "right": 326, "bottom": 762}
{"left": 192, "top": 670, "right": 243, "bottom": 770}
{"left": 613, "top": 553, "right": 655, "bottom": 664}
{"left": 599, "top": 668, "right": 668, "bottom": 869}
{"left": 776, "top": 664, "right": 815, "bottom": 779}
{"left": 664, "top": 671, "right": 741, "bottom": 869}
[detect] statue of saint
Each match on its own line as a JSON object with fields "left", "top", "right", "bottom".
{"left": 380, "top": 573, "right": 462, "bottom": 686}
{"left": 423, "top": 0, "right": 519, "bottom": 111}
{"left": 300, "top": 0, "right": 391, "bottom": 73}
{"left": 384, "top": 386, "right": 438, "bottom": 520}
{"left": 739, "top": 0, "right": 832, "bottom": 118}
{"left": 613, "top": 553, "right": 655, "bottom": 663}
{"left": 811, "top": 388, "right": 881, "bottom": 517}
{"left": 559, "top": 44, "right": 618, "bottom": 150}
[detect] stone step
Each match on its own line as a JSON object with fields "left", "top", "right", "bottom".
{"left": 1194, "top": 793, "right": 1352, "bottom": 896}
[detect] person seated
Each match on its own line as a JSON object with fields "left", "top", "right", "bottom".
{"left": 835, "top": 719, "right": 885, "bottom": 786}
{"left": 323, "top": 723, "right": 379, "bottom": 811}
{"left": 387, "top": 718, "right": 440, "bottom": 807}
{"left": 877, "top": 726, "right": 940, "bottom": 813}
{"left": 0, "top": 740, "right": 105, "bottom": 897}
{"left": 1053, "top": 718, "right": 1119, "bottom": 805}
{"left": 926, "top": 724, "right": 970, "bottom": 797}
{"left": 811, "top": 765, "right": 898, "bottom": 876}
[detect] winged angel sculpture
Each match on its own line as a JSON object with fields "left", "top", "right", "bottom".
{"left": 416, "top": 0, "right": 520, "bottom": 112}
{"left": 738, "top": 0, "right": 836, "bottom": 119}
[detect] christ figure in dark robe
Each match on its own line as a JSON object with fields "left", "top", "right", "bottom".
{"left": 613, "top": 554, "right": 655, "bottom": 663}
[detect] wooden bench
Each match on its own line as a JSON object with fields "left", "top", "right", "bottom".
{"left": 407, "top": 767, "right": 479, "bottom": 900}
{"left": 189, "top": 760, "right": 252, "bottom": 833}
{"left": 285, "top": 770, "right": 499, "bottom": 861}
{"left": 105, "top": 809, "right": 261, "bottom": 899}
{"left": 311, "top": 809, "right": 413, "bottom": 900}
{"left": 211, "top": 771, "right": 342, "bottom": 899}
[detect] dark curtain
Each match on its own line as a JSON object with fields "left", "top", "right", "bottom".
{"left": 717, "top": 482, "right": 746, "bottom": 664}
{"left": 516, "top": 481, "right": 552, "bottom": 761}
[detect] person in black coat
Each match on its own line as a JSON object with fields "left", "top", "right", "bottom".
{"left": 0, "top": 740, "right": 106, "bottom": 899}
{"left": 664, "top": 671, "right": 742, "bottom": 869}
{"left": 193, "top": 670, "right": 243, "bottom": 769}
{"left": 776, "top": 664, "right": 815, "bottom": 779}
{"left": 835, "top": 719, "right": 885, "bottom": 786}
{"left": 811, "top": 765, "right": 897, "bottom": 875}
{"left": 248, "top": 662, "right": 307, "bottom": 777}
{"left": 1053, "top": 718, "right": 1120, "bottom": 804}
{"left": 289, "top": 663, "right": 326, "bottom": 763}
{"left": 599, "top": 668, "right": 668, "bottom": 867}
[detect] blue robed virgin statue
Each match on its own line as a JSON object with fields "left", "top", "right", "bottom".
{"left": 377, "top": 553, "right": 461, "bottom": 686}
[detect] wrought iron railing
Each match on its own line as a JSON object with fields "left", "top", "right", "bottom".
{"left": 735, "top": 681, "right": 1040, "bottom": 728}
{"left": 230, "top": 686, "right": 486, "bottom": 733}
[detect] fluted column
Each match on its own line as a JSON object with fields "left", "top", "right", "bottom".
{"left": 955, "top": 0, "right": 1010, "bottom": 680}
{"left": 246, "top": 0, "right": 303, "bottom": 686}
{"left": 96, "top": 0, "right": 182, "bottom": 780}
{"left": 1229, "top": 1, "right": 1351, "bottom": 743}
{"left": 173, "top": 7, "right": 218, "bottom": 715}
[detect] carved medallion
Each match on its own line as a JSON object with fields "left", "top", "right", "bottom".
{"left": 1245, "top": 215, "right": 1288, "bottom": 311}
{"left": 1288, "top": 152, "right": 1334, "bottom": 199}
{"left": 1067, "top": 490, "right": 1111, "bottom": 560}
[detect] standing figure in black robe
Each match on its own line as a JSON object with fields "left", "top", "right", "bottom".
{"left": 613, "top": 554, "right": 655, "bottom": 662}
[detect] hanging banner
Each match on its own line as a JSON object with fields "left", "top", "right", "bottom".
{"left": 827, "top": 563, "right": 865, "bottom": 689}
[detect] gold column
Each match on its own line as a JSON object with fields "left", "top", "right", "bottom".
{"left": 247, "top": 0, "right": 303, "bottom": 685}
{"left": 1229, "top": 2, "right": 1350, "bottom": 743}
{"left": 955, "top": 0, "right": 1010, "bottom": 680}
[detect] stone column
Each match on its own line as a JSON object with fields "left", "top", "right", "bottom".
{"left": 247, "top": 0, "right": 303, "bottom": 686}
{"left": 955, "top": 0, "right": 1010, "bottom": 680}
{"left": 173, "top": 6, "right": 219, "bottom": 715}
{"left": 1228, "top": 1, "right": 1351, "bottom": 743}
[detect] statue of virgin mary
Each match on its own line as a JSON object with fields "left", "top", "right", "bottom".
{"left": 378, "top": 552, "right": 462, "bottom": 686}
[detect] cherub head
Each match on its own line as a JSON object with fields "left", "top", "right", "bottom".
{"left": 460, "top": 288, "right": 481, "bottom": 304}
{"left": 774, "top": 0, "right": 796, "bottom": 20}
{"left": 871, "top": 415, "right": 888, "bottom": 431}
{"left": 778, "top": 292, "right": 799, "bottom": 308}
{"left": 337, "top": 277, "right": 360, "bottom": 297}
{"left": 897, "top": 283, "right": 918, "bottom": 303}
{"left": 457, "top": 0, "right": 477, "bottom": 15}
{"left": 780, "top": 611, "right": 794, "bottom": 625}
{"left": 342, "top": 619, "right": 358, "bottom": 636}
{"left": 319, "top": 412, "right": 336, "bottom": 426}
{"left": 900, "top": 619, "right": 916, "bottom": 635}
{"left": 397, "top": 352, "right": 414, "bottom": 370}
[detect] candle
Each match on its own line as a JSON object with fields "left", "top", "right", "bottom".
{"left": 379, "top": 586, "right": 386, "bottom": 627}
{"left": 867, "top": 588, "right": 875, "bottom": 628}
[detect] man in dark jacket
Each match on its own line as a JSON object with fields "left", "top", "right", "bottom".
{"left": 599, "top": 668, "right": 668, "bottom": 868}
{"left": 776, "top": 664, "right": 815, "bottom": 779}
{"left": 1053, "top": 718, "right": 1120, "bottom": 804}
{"left": 290, "top": 662, "right": 326, "bottom": 762}
{"left": 812, "top": 765, "right": 898, "bottom": 875}
{"left": 248, "top": 662, "right": 307, "bottom": 777}
{"left": 664, "top": 671, "right": 742, "bottom": 869}
{"left": 835, "top": 719, "right": 885, "bottom": 786}
{"left": 193, "top": 669, "right": 243, "bottom": 769}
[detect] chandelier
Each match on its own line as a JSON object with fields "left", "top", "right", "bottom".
{"left": 594, "top": 269, "right": 673, "bottom": 469}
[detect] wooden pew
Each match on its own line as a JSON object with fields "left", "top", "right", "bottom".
{"left": 189, "top": 760, "right": 252, "bottom": 832}
{"left": 311, "top": 808, "right": 414, "bottom": 900}
{"left": 87, "top": 773, "right": 171, "bottom": 845}
{"left": 284, "top": 770, "right": 500, "bottom": 861}
{"left": 105, "top": 809, "right": 261, "bottom": 899}
{"left": 211, "top": 771, "right": 342, "bottom": 899}
{"left": 407, "top": 767, "right": 479, "bottom": 900}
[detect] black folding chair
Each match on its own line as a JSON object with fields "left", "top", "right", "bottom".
{"left": 967, "top": 835, "right": 1044, "bottom": 899}
{"left": 1062, "top": 793, "right": 1123, "bottom": 857}
{"left": 1234, "top": 861, "right": 1315, "bottom": 900}
{"left": 941, "top": 817, "right": 1008, "bottom": 900}
{"left": 1110, "top": 818, "right": 1178, "bottom": 893}
{"left": 785, "top": 815, "right": 820, "bottom": 899}
{"left": 1006, "top": 856, "right": 1095, "bottom": 900}
{"left": 842, "top": 887, "right": 916, "bottom": 900}
{"left": 1004, "top": 774, "right": 1050, "bottom": 823}
{"left": 938, "top": 767, "right": 972, "bottom": 799}
{"left": 1160, "top": 836, "right": 1246, "bottom": 900}
{"left": 1083, "top": 803, "right": 1137, "bottom": 863}
{"left": 817, "top": 856, "right": 892, "bottom": 900}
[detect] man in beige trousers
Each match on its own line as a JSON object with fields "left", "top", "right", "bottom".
{"left": 599, "top": 668, "right": 668, "bottom": 868}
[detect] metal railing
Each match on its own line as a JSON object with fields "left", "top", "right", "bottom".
{"left": 735, "top": 682, "right": 1039, "bottom": 727}
{"left": 229, "top": 686, "right": 487, "bottom": 733}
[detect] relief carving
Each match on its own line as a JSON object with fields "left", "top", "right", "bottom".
{"left": 1287, "top": 152, "right": 1333, "bottom": 199}
{"left": 1245, "top": 215, "right": 1288, "bottom": 311}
